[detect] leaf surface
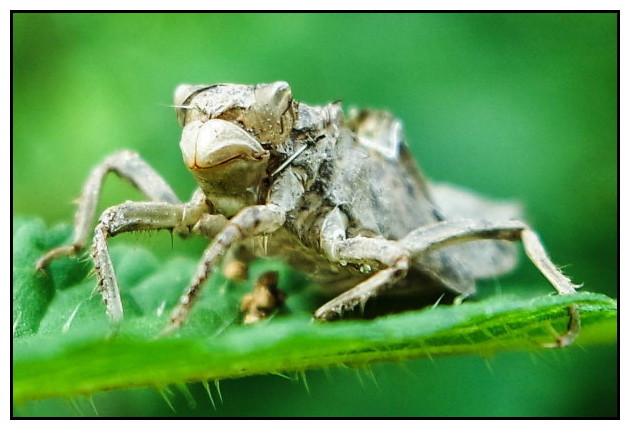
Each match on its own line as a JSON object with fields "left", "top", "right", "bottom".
{"left": 12, "top": 218, "right": 617, "bottom": 403}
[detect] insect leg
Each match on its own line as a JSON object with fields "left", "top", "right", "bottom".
{"left": 399, "top": 219, "right": 578, "bottom": 295}
{"left": 91, "top": 199, "right": 223, "bottom": 322}
{"left": 190, "top": 204, "right": 251, "bottom": 282}
{"left": 36, "top": 150, "right": 181, "bottom": 271}
{"left": 400, "top": 219, "right": 581, "bottom": 347}
{"left": 314, "top": 235, "right": 411, "bottom": 321}
{"left": 164, "top": 204, "right": 286, "bottom": 333}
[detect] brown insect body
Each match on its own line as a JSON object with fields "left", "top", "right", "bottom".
{"left": 214, "top": 95, "right": 519, "bottom": 298}
{"left": 37, "top": 81, "right": 577, "bottom": 330}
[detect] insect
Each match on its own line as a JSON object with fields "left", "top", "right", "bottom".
{"left": 36, "top": 81, "right": 579, "bottom": 335}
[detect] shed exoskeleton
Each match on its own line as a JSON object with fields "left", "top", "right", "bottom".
{"left": 36, "top": 81, "right": 579, "bottom": 337}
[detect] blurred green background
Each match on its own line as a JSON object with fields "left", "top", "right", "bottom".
{"left": 13, "top": 13, "right": 617, "bottom": 417}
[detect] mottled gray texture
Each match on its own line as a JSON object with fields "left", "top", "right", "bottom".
{"left": 37, "top": 82, "right": 578, "bottom": 329}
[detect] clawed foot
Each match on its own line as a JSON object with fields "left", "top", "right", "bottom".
{"left": 542, "top": 305, "right": 581, "bottom": 348}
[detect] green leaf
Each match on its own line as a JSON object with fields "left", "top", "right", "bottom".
{"left": 12, "top": 217, "right": 617, "bottom": 404}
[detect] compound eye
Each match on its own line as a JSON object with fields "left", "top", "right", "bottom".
{"left": 174, "top": 84, "right": 213, "bottom": 126}
{"left": 267, "top": 81, "right": 293, "bottom": 110}
{"left": 248, "top": 81, "right": 295, "bottom": 145}
{"left": 253, "top": 81, "right": 293, "bottom": 121}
